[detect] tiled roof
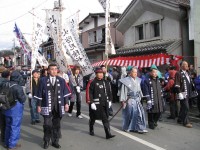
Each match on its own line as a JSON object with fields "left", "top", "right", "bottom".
{"left": 115, "top": 39, "right": 177, "bottom": 56}
{"left": 176, "top": 0, "right": 190, "bottom": 5}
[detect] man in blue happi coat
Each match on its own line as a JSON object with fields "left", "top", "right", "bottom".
{"left": 35, "top": 63, "right": 71, "bottom": 149}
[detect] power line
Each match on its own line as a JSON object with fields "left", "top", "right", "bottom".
{"left": 0, "top": 0, "right": 29, "bottom": 9}
{"left": 0, "top": 0, "right": 49, "bottom": 26}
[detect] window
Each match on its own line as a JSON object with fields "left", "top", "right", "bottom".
{"left": 136, "top": 25, "right": 144, "bottom": 41}
{"left": 94, "top": 31, "right": 97, "bottom": 42}
{"left": 150, "top": 21, "right": 160, "bottom": 38}
{"left": 88, "top": 31, "right": 97, "bottom": 44}
{"left": 101, "top": 28, "right": 105, "bottom": 43}
{"left": 89, "top": 28, "right": 105, "bottom": 45}
{"left": 153, "top": 21, "right": 160, "bottom": 37}
{"left": 138, "top": 26, "right": 144, "bottom": 40}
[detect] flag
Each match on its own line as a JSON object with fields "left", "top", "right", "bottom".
{"left": 98, "top": 0, "right": 106, "bottom": 11}
{"left": 62, "top": 21, "right": 94, "bottom": 76}
{"left": 32, "top": 20, "right": 49, "bottom": 69}
{"left": 44, "top": 10, "right": 71, "bottom": 72}
{"left": 13, "top": 23, "right": 31, "bottom": 59}
{"left": 44, "top": 10, "right": 60, "bottom": 40}
{"left": 14, "top": 23, "right": 48, "bottom": 70}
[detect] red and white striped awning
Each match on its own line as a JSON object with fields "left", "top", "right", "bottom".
{"left": 92, "top": 53, "right": 182, "bottom": 68}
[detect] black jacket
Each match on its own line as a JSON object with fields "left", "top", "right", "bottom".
{"left": 9, "top": 71, "right": 26, "bottom": 104}
{"left": 0, "top": 77, "right": 9, "bottom": 93}
{"left": 32, "top": 78, "right": 40, "bottom": 97}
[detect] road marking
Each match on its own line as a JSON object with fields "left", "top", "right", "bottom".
{"left": 78, "top": 112, "right": 166, "bottom": 150}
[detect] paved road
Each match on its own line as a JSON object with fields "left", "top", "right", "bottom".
{"left": 0, "top": 92, "right": 200, "bottom": 150}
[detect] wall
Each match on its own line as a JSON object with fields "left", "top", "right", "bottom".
{"left": 82, "top": 20, "right": 94, "bottom": 32}
{"left": 193, "top": 0, "right": 200, "bottom": 73}
{"left": 123, "top": 10, "right": 182, "bottom": 47}
{"left": 162, "top": 17, "right": 181, "bottom": 40}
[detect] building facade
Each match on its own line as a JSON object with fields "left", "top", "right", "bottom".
{"left": 79, "top": 12, "right": 124, "bottom": 63}
{"left": 114, "top": 0, "right": 193, "bottom": 66}
{"left": 189, "top": 0, "right": 200, "bottom": 73}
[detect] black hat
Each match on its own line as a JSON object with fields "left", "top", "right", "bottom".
{"left": 32, "top": 69, "right": 40, "bottom": 75}
{"left": 95, "top": 67, "right": 104, "bottom": 73}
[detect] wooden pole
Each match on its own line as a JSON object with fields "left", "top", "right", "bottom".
{"left": 30, "top": 8, "right": 35, "bottom": 95}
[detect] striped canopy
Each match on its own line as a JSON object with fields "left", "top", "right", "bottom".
{"left": 92, "top": 53, "right": 182, "bottom": 68}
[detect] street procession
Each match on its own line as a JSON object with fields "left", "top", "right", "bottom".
{"left": 0, "top": 0, "right": 200, "bottom": 150}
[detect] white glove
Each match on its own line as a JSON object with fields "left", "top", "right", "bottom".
{"left": 91, "top": 103, "right": 97, "bottom": 110}
{"left": 147, "top": 100, "right": 152, "bottom": 105}
{"left": 108, "top": 101, "right": 112, "bottom": 108}
{"left": 76, "top": 86, "right": 81, "bottom": 93}
{"left": 178, "top": 93, "right": 184, "bottom": 100}
{"left": 28, "top": 93, "right": 32, "bottom": 99}
{"left": 147, "top": 100, "right": 152, "bottom": 110}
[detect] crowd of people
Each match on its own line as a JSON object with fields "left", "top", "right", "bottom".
{"left": 0, "top": 60, "right": 199, "bottom": 149}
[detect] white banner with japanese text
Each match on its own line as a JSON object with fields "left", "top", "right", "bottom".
{"left": 62, "top": 21, "right": 93, "bottom": 76}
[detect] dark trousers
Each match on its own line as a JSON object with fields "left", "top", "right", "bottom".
{"left": 148, "top": 112, "right": 161, "bottom": 127}
{"left": 169, "top": 101, "right": 179, "bottom": 118}
{"left": 68, "top": 92, "right": 81, "bottom": 117}
{"left": 197, "top": 91, "right": 200, "bottom": 114}
{"left": 0, "top": 110, "right": 6, "bottom": 142}
{"left": 111, "top": 83, "right": 119, "bottom": 103}
{"left": 89, "top": 106, "right": 111, "bottom": 136}
{"left": 178, "top": 99, "right": 189, "bottom": 125}
{"left": 43, "top": 109, "right": 61, "bottom": 144}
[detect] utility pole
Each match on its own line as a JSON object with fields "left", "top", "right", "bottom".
{"left": 12, "top": 38, "right": 16, "bottom": 67}
{"left": 53, "top": 0, "right": 63, "bottom": 60}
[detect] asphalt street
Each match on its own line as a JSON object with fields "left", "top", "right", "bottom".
{"left": 0, "top": 92, "right": 200, "bottom": 150}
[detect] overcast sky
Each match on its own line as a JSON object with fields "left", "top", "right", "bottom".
{"left": 0, "top": 0, "right": 132, "bottom": 50}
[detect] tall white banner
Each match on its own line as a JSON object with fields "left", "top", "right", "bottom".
{"left": 62, "top": 21, "right": 93, "bottom": 76}
{"left": 45, "top": 10, "right": 71, "bottom": 72}
{"left": 32, "top": 20, "right": 49, "bottom": 69}
{"left": 44, "top": 10, "right": 60, "bottom": 40}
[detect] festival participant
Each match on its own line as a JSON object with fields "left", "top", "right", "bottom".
{"left": 119, "top": 66, "right": 147, "bottom": 133}
{"left": 35, "top": 63, "right": 71, "bottom": 149}
{"left": 175, "top": 61, "right": 196, "bottom": 128}
{"left": 88, "top": 67, "right": 115, "bottom": 139}
{"left": 143, "top": 68, "right": 164, "bottom": 129}
{"left": 68, "top": 66, "right": 83, "bottom": 118}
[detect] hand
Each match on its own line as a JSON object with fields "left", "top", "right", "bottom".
{"left": 37, "top": 106, "right": 41, "bottom": 113}
{"left": 91, "top": 103, "right": 97, "bottom": 110}
{"left": 122, "top": 101, "right": 126, "bottom": 109}
{"left": 147, "top": 100, "right": 152, "bottom": 110}
{"left": 65, "top": 104, "right": 69, "bottom": 112}
{"left": 76, "top": 86, "right": 81, "bottom": 93}
{"left": 178, "top": 93, "right": 184, "bottom": 100}
{"left": 28, "top": 93, "right": 32, "bottom": 99}
{"left": 147, "top": 100, "right": 152, "bottom": 105}
{"left": 108, "top": 101, "right": 112, "bottom": 108}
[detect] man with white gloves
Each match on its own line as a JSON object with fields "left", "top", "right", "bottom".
{"left": 88, "top": 67, "right": 115, "bottom": 139}
{"left": 175, "top": 61, "right": 196, "bottom": 128}
{"left": 142, "top": 67, "right": 164, "bottom": 130}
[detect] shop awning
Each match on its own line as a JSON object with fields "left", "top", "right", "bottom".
{"left": 92, "top": 53, "right": 182, "bottom": 68}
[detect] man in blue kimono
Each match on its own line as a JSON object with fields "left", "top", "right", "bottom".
{"left": 35, "top": 64, "right": 71, "bottom": 149}
{"left": 119, "top": 66, "right": 147, "bottom": 133}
